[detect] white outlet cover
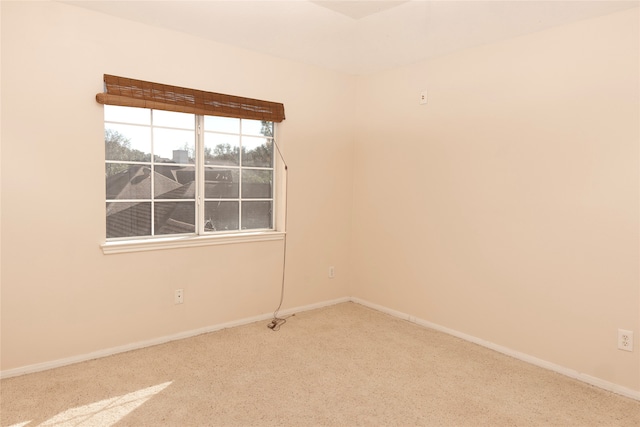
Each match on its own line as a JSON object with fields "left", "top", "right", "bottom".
{"left": 420, "top": 90, "right": 427, "bottom": 105}
{"left": 618, "top": 329, "right": 633, "bottom": 352}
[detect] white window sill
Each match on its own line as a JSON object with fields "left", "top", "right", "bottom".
{"left": 101, "top": 231, "right": 285, "bottom": 255}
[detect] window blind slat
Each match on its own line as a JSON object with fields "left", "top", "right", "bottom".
{"left": 96, "top": 75, "right": 285, "bottom": 122}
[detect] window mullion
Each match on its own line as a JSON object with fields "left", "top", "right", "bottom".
{"left": 196, "top": 115, "right": 205, "bottom": 235}
{"left": 150, "top": 110, "right": 156, "bottom": 236}
{"left": 238, "top": 120, "right": 243, "bottom": 231}
{"left": 272, "top": 128, "right": 277, "bottom": 231}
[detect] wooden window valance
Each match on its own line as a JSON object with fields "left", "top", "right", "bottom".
{"left": 96, "top": 74, "right": 285, "bottom": 122}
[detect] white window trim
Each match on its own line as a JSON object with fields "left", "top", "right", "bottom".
{"left": 101, "top": 231, "right": 285, "bottom": 254}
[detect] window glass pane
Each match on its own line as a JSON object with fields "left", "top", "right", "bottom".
{"left": 152, "top": 110, "right": 195, "bottom": 130}
{"left": 106, "top": 202, "right": 151, "bottom": 238}
{"left": 242, "top": 170, "right": 272, "bottom": 198}
{"left": 242, "top": 119, "right": 273, "bottom": 137}
{"left": 204, "top": 201, "right": 239, "bottom": 232}
{"left": 153, "top": 128, "right": 195, "bottom": 164}
{"left": 104, "top": 105, "right": 150, "bottom": 125}
{"left": 105, "top": 108, "right": 278, "bottom": 240}
{"left": 204, "top": 133, "right": 240, "bottom": 165}
{"left": 242, "top": 136, "right": 273, "bottom": 167}
{"left": 105, "top": 124, "right": 151, "bottom": 162}
{"left": 242, "top": 201, "right": 272, "bottom": 230}
{"left": 204, "top": 168, "right": 239, "bottom": 198}
{"left": 155, "top": 202, "right": 195, "bottom": 235}
{"left": 204, "top": 116, "right": 240, "bottom": 134}
{"left": 106, "top": 164, "right": 151, "bottom": 200}
{"left": 155, "top": 165, "right": 195, "bottom": 199}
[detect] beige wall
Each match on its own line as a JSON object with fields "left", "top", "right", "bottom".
{"left": 352, "top": 8, "right": 639, "bottom": 391}
{"left": 2, "top": 1, "right": 639, "bottom": 395}
{"left": 0, "top": 1, "right": 355, "bottom": 370}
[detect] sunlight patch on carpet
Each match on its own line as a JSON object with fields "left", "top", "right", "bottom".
{"left": 29, "top": 381, "right": 173, "bottom": 426}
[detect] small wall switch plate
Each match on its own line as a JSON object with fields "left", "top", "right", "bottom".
{"left": 329, "top": 266, "right": 335, "bottom": 279}
{"left": 618, "top": 329, "right": 633, "bottom": 351}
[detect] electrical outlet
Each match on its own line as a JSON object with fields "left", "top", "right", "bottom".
{"left": 420, "top": 90, "right": 427, "bottom": 105}
{"left": 618, "top": 329, "right": 633, "bottom": 352}
{"left": 329, "top": 266, "right": 335, "bottom": 279}
{"left": 175, "top": 289, "right": 184, "bottom": 304}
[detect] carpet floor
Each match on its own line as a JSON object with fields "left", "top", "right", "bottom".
{"left": 1, "top": 302, "right": 640, "bottom": 426}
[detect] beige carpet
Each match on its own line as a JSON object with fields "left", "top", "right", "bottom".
{"left": 2, "top": 302, "right": 640, "bottom": 426}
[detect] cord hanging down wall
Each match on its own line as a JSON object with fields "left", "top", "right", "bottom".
{"left": 267, "top": 139, "right": 289, "bottom": 331}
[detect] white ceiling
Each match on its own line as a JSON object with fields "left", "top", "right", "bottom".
{"left": 65, "top": 0, "right": 638, "bottom": 75}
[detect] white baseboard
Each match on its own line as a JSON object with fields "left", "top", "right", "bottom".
{"left": 351, "top": 297, "right": 640, "bottom": 401}
{"left": 0, "top": 296, "right": 350, "bottom": 379}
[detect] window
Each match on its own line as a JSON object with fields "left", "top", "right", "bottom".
{"left": 97, "top": 74, "right": 285, "bottom": 252}
{"left": 105, "top": 105, "right": 276, "bottom": 240}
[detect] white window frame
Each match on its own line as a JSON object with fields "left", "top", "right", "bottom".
{"left": 101, "top": 107, "right": 285, "bottom": 255}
